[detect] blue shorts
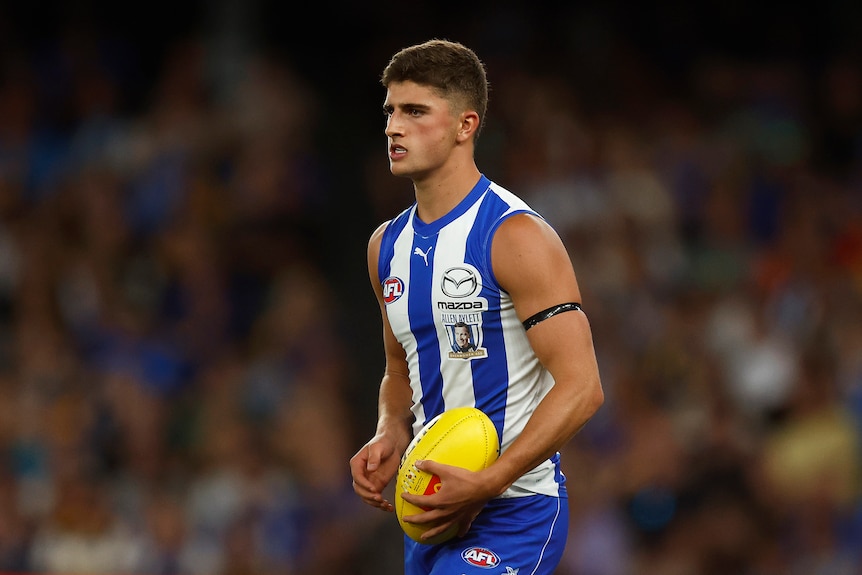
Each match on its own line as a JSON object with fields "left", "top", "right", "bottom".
{"left": 404, "top": 493, "right": 568, "bottom": 575}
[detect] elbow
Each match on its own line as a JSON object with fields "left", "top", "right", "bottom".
{"left": 585, "top": 375, "right": 605, "bottom": 419}
{"left": 561, "top": 375, "right": 604, "bottom": 442}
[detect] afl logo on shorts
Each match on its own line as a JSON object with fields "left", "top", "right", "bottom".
{"left": 461, "top": 546, "right": 500, "bottom": 568}
{"left": 382, "top": 277, "right": 404, "bottom": 304}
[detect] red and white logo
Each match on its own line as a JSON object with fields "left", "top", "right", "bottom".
{"left": 461, "top": 546, "right": 500, "bottom": 568}
{"left": 382, "top": 277, "right": 404, "bottom": 304}
{"left": 423, "top": 474, "right": 441, "bottom": 496}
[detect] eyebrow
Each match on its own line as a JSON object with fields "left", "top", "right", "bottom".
{"left": 383, "top": 101, "right": 432, "bottom": 113}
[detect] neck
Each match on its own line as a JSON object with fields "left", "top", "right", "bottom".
{"left": 413, "top": 162, "right": 482, "bottom": 223}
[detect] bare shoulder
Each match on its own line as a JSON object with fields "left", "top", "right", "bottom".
{"left": 368, "top": 220, "right": 392, "bottom": 262}
{"left": 493, "top": 212, "right": 568, "bottom": 260}
{"left": 369, "top": 220, "right": 390, "bottom": 250}
{"left": 491, "top": 212, "right": 581, "bottom": 320}
{"left": 367, "top": 220, "right": 392, "bottom": 290}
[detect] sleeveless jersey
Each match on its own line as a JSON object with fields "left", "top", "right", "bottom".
{"left": 378, "top": 174, "right": 565, "bottom": 498}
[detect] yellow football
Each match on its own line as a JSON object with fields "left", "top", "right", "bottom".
{"left": 395, "top": 406, "right": 500, "bottom": 544}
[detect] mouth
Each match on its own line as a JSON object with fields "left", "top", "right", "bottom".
{"left": 389, "top": 143, "right": 407, "bottom": 160}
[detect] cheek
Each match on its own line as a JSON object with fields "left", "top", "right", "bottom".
{"left": 421, "top": 125, "right": 457, "bottom": 155}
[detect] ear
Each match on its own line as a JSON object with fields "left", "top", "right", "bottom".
{"left": 455, "top": 110, "right": 480, "bottom": 143}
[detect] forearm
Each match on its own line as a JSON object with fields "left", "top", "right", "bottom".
{"left": 485, "top": 374, "right": 603, "bottom": 496}
{"left": 375, "top": 370, "right": 415, "bottom": 448}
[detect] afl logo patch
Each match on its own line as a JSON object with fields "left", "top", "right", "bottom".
{"left": 441, "top": 266, "right": 478, "bottom": 298}
{"left": 461, "top": 546, "right": 500, "bottom": 568}
{"left": 382, "top": 277, "right": 404, "bottom": 304}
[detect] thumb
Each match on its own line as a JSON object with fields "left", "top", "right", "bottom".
{"left": 366, "top": 446, "right": 381, "bottom": 471}
{"left": 414, "top": 459, "right": 442, "bottom": 474}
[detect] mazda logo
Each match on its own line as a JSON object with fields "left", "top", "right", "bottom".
{"left": 441, "top": 267, "right": 478, "bottom": 298}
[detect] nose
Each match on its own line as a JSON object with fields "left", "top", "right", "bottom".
{"left": 385, "top": 112, "right": 402, "bottom": 137}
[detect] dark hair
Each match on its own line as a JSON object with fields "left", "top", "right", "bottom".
{"left": 381, "top": 39, "right": 489, "bottom": 138}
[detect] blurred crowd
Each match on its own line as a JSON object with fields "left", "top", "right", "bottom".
{"left": 499, "top": 58, "right": 862, "bottom": 574}
{"left": 0, "top": 3, "right": 861, "bottom": 575}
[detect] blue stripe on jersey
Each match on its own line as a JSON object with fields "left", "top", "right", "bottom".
{"left": 378, "top": 206, "right": 413, "bottom": 283}
{"left": 409, "top": 232, "right": 445, "bottom": 420}
{"left": 470, "top": 302, "right": 506, "bottom": 440}
{"left": 463, "top": 191, "right": 531, "bottom": 441}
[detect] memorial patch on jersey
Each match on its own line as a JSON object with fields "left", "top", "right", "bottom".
{"left": 441, "top": 314, "right": 487, "bottom": 360}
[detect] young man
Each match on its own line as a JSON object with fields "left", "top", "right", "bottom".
{"left": 349, "top": 39, "right": 604, "bottom": 574}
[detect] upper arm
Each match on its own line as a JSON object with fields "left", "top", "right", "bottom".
{"left": 491, "top": 213, "right": 581, "bottom": 322}
{"left": 368, "top": 222, "right": 410, "bottom": 379}
{"left": 491, "top": 213, "right": 599, "bottom": 387}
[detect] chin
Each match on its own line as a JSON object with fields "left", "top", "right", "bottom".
{"left": 389, "top": 163, "right": 415, "bottom": 179}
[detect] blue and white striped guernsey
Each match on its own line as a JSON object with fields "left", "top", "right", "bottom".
{"left": 378, "top": 174, "right": 565, "bottom": 498}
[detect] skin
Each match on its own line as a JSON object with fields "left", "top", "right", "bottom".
{"left": 349, "top": 80, "right": 604, "bottom": 542}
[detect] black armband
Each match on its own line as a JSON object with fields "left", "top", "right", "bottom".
{"left": 522, "top": 302, "right": 582, "bottom": 331}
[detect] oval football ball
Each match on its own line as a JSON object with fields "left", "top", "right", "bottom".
{"left": 395, "top": 406, "right": 500, "bottom": 544}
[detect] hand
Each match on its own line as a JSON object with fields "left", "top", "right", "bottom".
{"left": 399, "top": 459, "right": 496, "bottom": 541}
{"left": 349, "top": 434, "right": 402, "bottom": 512}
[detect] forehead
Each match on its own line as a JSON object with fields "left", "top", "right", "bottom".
{"left": 384, "top": 80, "right": 449, "bottom": 108}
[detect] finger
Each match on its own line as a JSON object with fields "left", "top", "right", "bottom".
{"left": 364, "top": 494, "right": 393, "bottom": 511}
{"left": 356, "top": 487, "right": 393, "bottom": 512}
{"left": 351, "top": 455, "right": 392, "bottom": 494}
{"left": 401, "top": 492, "right": 437, "bottom": 510}
{"left": 352, "top": 476, "right": 384, "bottom": 501}
{"left": 400, "top": 501, "right": 436, "bottom": 524}
{"left": 350, "top": 471, "right": 378, "bottom": 494}
{"left": 365, "top": 498, "right": 395, "bottom": 512}
{"left": 349, "top": 454, "right": 375, "bottom": 490}
{"left": 457, "top": 519, "right": 473, "bottom": 538}
{"left": 421, "top": 520, "right": 457, "bottom": 542}
{"left": 413, "top": 458, "right": 443, "bottom": 475}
